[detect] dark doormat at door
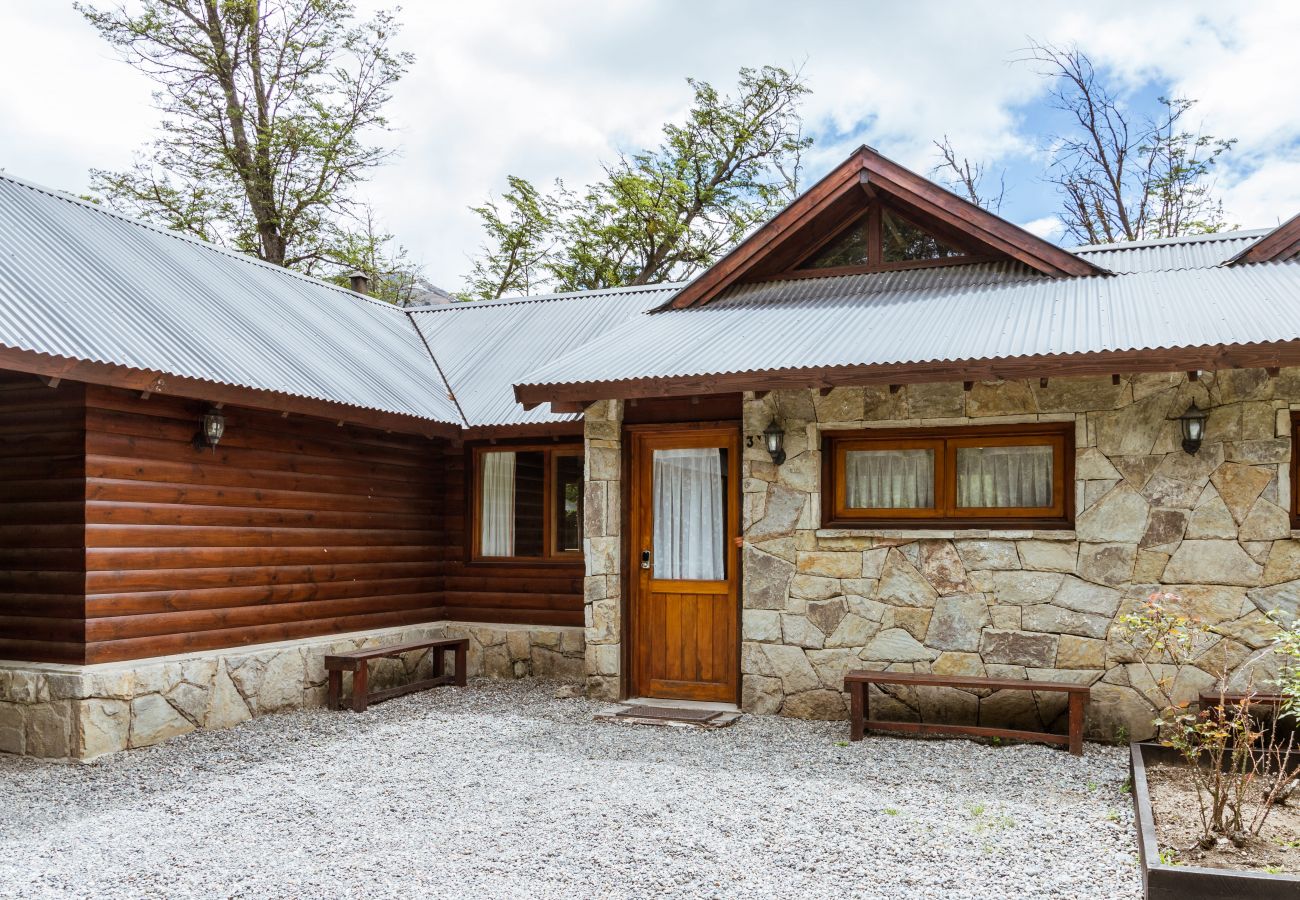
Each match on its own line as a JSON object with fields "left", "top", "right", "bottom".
{"left": 614, "top": 705, "right": 721, "bottom": 723}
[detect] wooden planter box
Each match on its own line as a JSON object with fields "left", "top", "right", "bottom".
{"left": 1130, "top": 741, "right": 1299, "bottom": 899}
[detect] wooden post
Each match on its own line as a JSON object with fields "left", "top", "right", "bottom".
{"left": 1068, "top": 692, "right": 1085, "bottom": 756}
{"left": 850, "top": 681, "right": 865, "bottom": 742}
{"left": 454, "top": 641, "right": 468, "bottom": 686}
{"left": 327, "top": 670, "right": 341, "bottom": 711}
{"left": 351, "top": 661, "right": 369, "bottom": 713}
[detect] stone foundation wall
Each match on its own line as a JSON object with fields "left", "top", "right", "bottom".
{"left": 738, "top": 370, "right": 1300, "bottom": 739}
{"left": 583, "top": 399, "right": 624, "bottom": 700}
{"left": 0, "top": 621, "right": 584, "bottom": 761}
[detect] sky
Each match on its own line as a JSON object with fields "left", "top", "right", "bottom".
{"left": 2, "top": 1, "right": 1299, "bottom": 292}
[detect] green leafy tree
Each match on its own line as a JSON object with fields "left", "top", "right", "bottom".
{"left": 78, "top": 0, "right": 421, "bottom": 292}
{"left": 462, "top": 65, "right": 811, "bottom": 300}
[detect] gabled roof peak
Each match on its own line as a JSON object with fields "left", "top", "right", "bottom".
{"left": 663, "top": 146, "right": 1108, "bottom": 309}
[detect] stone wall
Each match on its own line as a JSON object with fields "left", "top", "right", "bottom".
{"left": 0, "top": 621, "right": 584, "bottom": 761}
{"left": 738, "top": 370, "right": 1299, "bottom": 739}
{"left": 583, "top": 399, "right": 624, "bottom": 699}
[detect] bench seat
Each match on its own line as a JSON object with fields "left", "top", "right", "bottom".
{"left": 844, "top": 669, "right": 1090, "bottom": 756}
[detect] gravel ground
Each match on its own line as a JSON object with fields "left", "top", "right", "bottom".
{"left": 0, "top": 680, "right": 1141, "bottom": 899}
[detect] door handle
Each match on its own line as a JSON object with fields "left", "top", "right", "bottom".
{"left": 640, "top": 550, "right": 651, "bottom": 570}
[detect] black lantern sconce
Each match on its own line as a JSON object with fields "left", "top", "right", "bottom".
{"left": 194, "top": 406, "right": 225, "bottom": 451}
{"left": 762, "top": 417, "right": 786, "bottom": 465}
{"left": 1177, "top": 402, "right": 1208, "bottom": 455}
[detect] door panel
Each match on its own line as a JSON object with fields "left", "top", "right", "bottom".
{"left": 630, "top": 427, "right": 740, "bottom": 702}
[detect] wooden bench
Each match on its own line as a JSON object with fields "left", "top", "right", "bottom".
{"left": 845, "top": 670, "right": 1090, "bottom": 756}
{"left": 325, "top": 638, "right": 468, "bottom": 713}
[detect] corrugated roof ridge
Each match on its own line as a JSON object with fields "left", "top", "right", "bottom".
{"left": 407, "top": 280, "right": 685, "bottom": 314}
{"left": 0, "top": 170, "right": 404, "bottom": 314}
{"left": 1072, "top": 228, "right": 1270, "bottom": 254}
{"left": 400, "top": 310, "right": 469, "bottom": 427}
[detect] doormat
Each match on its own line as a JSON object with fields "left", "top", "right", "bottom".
{"left": 615, "top": 705, "right": 721, "bottom": 723}
{"left": 597, "top": 704, "right": 740, "bottom": 729}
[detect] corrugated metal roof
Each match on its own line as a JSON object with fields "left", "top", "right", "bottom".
{"left": 515, "top": 250, "right": 1300, "bottom": 391}
{"left": 0, "top": 172, "right": 461, "bottom": 424}
{"left": 1072, "top": 229, "right": 1269, "bottom": 274}
{"left": 410, "top": 284, "right": 677, "bottom": 426}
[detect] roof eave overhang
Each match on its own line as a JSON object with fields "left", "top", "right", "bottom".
{"left": 0, "top": 343, "right": 460, "bottom": 440}
{"left": 662, "top": 146, "right": 1108, "bottom": 310}
{"left": 513, "top": 341, "right": 1300, "bottom": 408}
{"left": 1227, "top": 212, "right": 1300, "bottom": 265}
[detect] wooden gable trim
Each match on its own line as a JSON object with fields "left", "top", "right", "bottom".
{"left": 664, "top": 146, "right": 1107, "bottom": 310}
{"left": 1228, "top": 212, "right": 1300, "bottom": 265}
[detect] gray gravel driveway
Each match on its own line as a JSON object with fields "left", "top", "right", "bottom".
{"left": 0, "top": 679, "right": 1141, "bottom": 899}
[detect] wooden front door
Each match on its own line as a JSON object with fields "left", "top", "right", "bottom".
{"left": 629, "top": 426, "right": 740, "bottom": 703}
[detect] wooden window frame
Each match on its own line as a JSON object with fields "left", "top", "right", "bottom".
{"left": 788, "top": 204, "right": 981, "bottom": 278}
{"left": 822, "top": 422, "right": 1074, "bottom": 529}
{"left": 1290, "top": 412, "right": 1300, "bottom": 530}
{"left": 470, "top": 442, "right": 584, "bottom": 563}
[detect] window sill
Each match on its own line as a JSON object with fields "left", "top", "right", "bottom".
{"left": 814, "top": 528, "right": 1077, "bottom": 541}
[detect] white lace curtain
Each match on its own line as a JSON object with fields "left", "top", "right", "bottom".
{"left": 480, "top": 451, "right": 516, "bottom": 556}
{"left": 845, "top": 449, "right": 934, "bottom": 509}
{"left": 956, "top": 445, "right": 1053, "bottom": 508}
{"left": 652, "top": 448, "right": 724, "bottom": 580}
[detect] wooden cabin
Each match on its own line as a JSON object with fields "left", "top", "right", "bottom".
{"left": 4, "top": 149, "right": 1300, "bottom": 759}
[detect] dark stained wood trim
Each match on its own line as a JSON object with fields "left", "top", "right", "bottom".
{"left": 462, "top": 420, "right": 583, "bottom": 440}
{"left": 0, "top": 345, "right": 459, "bottom": 439}
{"left": 745, "top": 254, "right": 997, "bottom": 284}
{"left": 1229, "top": 212, "right": 1300, "bottom": 265}
{"left": 821, "top": 421, "right": 1074, "bottom": 529}
{"left": 515, "top": 343, "right": 1300, "bottom": 407}
{"left": 665, "top": 146, "right": 1106, "bottom": 309}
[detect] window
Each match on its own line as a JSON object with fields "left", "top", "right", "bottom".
{"left": 881, "top": 209, "right": 965, "bottom": 262}
{"left": 823, "top": 423, "right": 1072, "bottom": 528}
{"left": 797, "top": 205, "right": 974, "bottom": 273}
{"left": 473, "top": 444, "right": 583, "bottom": 560}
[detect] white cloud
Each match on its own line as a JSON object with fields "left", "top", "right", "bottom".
{"left": 1020, "top": 216, "right": 1064, "bottom": 240}
{"left": 1, "top": 0, "right": 1296, "bottom": 289}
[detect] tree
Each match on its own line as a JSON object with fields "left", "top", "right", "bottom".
{"left": 1024, "top": 41, "right": 1236, "bottom": 244}
{"left": 462, "top": 65, "right": 811, "bottom": 300}
{"left": 326, "top": 205, "right": 425, "bottom": 306}
{"left": 931, "top": 135, "right": 1004, "bottom": 212}
{"left": 78, "top": 0, "right": 420, "bottom": 291}
{"left": 461, "top": 176, "right": 562, "bottom": 301}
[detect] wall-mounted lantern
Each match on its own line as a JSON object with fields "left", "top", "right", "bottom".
{"left": 763, "top": 417, "right": 786, "bottom": 466}
{"left": 1177, "top": 402, "right": 1208, "bottom": 455}
{"left": 195, "top": 406, "right": 225, "bottom": 451}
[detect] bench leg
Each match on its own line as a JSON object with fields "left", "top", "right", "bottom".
{"left": 850, "top": 682, "right": 865, "bottom": 742}
{"left": 1068, "top": 692, "right": 1085, "bottom": 756}
{"left": 351, "top": 661, "right": 369, "bottom": 713}
{"left": 327, "top": 670, "right": 341, "bottom": 711}
{"left": 454, "top": 641, "right": 467, "bottom": 687}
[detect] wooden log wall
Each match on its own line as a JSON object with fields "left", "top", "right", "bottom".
{"left": 439, "top": 442, "right": 584, "bottom": 627}
{"left": 0, "top": 372, "right": 86, "bottom": 663}
{"left": 79, "top": 384, "right": 447, "bottom": 664}
{"left": 0, "top": 374, "right": 589, "bottom": 665}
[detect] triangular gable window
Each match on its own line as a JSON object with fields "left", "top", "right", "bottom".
{"left": 881, "top": 209, "right": 964, "bottom": 262}
{"left": 803, "top": 212, "right": 870, "bottom": 269}
{"left": 796, "top": 206, "right": 971, "bottom": 273}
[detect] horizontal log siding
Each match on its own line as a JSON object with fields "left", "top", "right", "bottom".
{"left": 81, "top": 385, "right": 446, "bottom": 663}
{"left": 438, "top": 443, "right": 584, "bottom": 627}
{"left": 0, "top": 373, "right": 87, "bottom": 663}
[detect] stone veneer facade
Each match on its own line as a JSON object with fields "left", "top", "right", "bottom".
{"left": 737, "top": 370, "right": 1299, "bottom": 739}
{"left": 583, "top": 399, "right": 624, "bottom": 700}
{"left": 578, "top": 369, "right": 1300, "bottom": 739}
{"left": 0, "top": 621, "right": 584, "bottom": 761}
